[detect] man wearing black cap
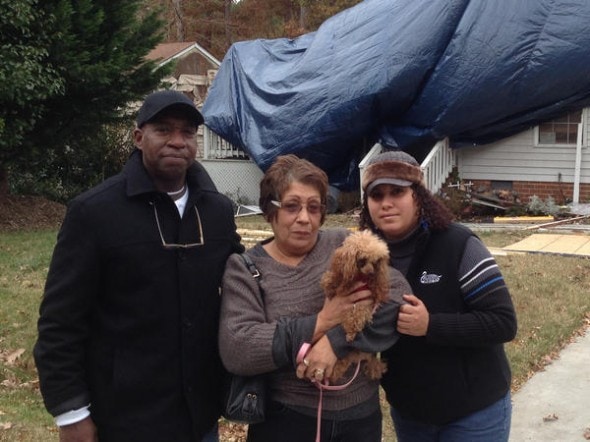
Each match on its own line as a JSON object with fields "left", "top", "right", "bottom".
{"left": 34, "top": 90, "right": 244, "bottom": 441}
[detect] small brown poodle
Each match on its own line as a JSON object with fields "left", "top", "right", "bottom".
{"left": 320, "top": 230, "right": 390, "bottom": 381}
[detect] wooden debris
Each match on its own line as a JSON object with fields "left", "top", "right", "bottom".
{"left": 524, "top": 214, "right": 590, "bottom": 230}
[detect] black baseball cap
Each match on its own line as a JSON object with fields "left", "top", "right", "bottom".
{"left": 136, "top": 90, "right": 204, "bottom": 127}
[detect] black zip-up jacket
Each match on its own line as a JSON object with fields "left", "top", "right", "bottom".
{"left": 34, "top": 150, "right": 243, "bottom": 441}
{"left": 381, "top": 223, "right": 517, "bottom": 425}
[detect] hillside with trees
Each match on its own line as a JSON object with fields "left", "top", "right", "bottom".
{"left": 143, "top": 0, "right": 363, "bottom": 60}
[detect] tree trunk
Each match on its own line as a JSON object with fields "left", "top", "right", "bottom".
{"left": 0, "top": 165, "right": 8, "bottom": 197}
{"left": 172, "top": 0, "right": 185, "bottom": 41}
{"left": 299, "top": 3, "right": 307, "bottom": 30}
{"left": 225, "top": 0, "right": 232, "bottom": 49}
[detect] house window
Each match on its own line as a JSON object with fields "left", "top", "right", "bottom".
{"left": 536, "top": 110, "right": 582, "bottom": 146}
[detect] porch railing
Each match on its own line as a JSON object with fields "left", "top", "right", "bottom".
{"left": 201, "top": 126, "right": 457, "bottom": 200}
{"left": 202, "top": 126, "right": 249, "bottom": 160}
{"left": 421, "top": 138, "right": 456, "bottom": 195}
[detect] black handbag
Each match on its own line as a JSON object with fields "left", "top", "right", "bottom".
{"left": 222, "top": 253, "right": 267, "bottom": 424}
{"left": 223, "top": 371, "right": 267, "bottom": 424}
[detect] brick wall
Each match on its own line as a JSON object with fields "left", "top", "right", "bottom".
{"left": 468, "top": 180, "right": 590, "bottom": 205}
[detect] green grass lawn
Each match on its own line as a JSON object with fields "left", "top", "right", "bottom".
{"left": 1, "top": 218, "right": 589, "bottom": 441}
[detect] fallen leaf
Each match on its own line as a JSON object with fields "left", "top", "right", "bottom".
{"left": 5, "top": 348, "right": 25, "bottom": 366}
{"left": 0, "top": 422, "right": 13, "bottom": 430}
{"left": 219, "top": 420, "right": 247, "bottom": 442}
{"left": 543, "top": 413, "right": 559, "bottom": 422}
{"left": 1, "top": 379, "right": 18, "bottom": 388}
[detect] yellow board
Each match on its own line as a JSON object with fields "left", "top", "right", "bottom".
{"left": 493, "top": 216, "right": 553, "bottom": 224}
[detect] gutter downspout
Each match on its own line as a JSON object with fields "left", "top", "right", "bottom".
{"left": 573, "top": 110, "right": 585, "bottom": 203}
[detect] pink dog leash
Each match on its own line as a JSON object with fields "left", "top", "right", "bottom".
{"left": 297, "top": 343, "right": 362, "bottom": 442}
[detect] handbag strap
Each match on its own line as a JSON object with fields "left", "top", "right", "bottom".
{"left": 239, "top": 253, "right": 264, "bottom": 299}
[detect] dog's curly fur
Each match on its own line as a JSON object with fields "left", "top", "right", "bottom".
{"left": 320, "top": 230, "right": 390, "bottom": 381}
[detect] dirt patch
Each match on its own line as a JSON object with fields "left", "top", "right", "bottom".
{"left": 0, "top": 194, "right": 66, "bottom": 231}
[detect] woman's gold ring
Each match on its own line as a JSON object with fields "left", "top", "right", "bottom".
{"left": 303, "top": 358, "right": 310, "bottom": 367}
{"left": 314, "top": 368, "right": 325, "bottom": 379}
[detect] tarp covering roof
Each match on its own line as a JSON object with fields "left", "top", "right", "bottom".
{"left": 202, "top": 0, "right": 590, "bottom": 189}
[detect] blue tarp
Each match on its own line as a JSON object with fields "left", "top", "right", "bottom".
{"left": 202, "top": 0, "right": 590, "bottom": 190}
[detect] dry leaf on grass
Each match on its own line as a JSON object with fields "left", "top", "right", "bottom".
{"left": 542, "top": 413, "right": 559, "bottom": 422}
{"left": 0, "top": 422, "right": 13, "bottom": 430}
{"left": 0, "top": 348, "right": 25, "bottom": 366}
{"left": 0, "top": 379, "right": 17, "bottom": 388}
{"left": 219, "top": 421, "right": 247, "bottom": 442}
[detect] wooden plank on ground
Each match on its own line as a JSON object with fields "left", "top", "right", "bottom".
{"left": 541, "top": 235, "right": 589, "bottom": 254}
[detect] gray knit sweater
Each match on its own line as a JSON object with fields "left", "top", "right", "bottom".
{"left": 219, "top": 228, "right": 410, "bottom": 417}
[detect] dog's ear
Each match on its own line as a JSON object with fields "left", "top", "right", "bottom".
{"left": 320, "top": 269, "right": 335, "bottom": 295}
{"left": 321, "top": 249, "right": 346, "bottom": 296}
{"left": 339, "top": 244, "right": 361, "bottom": 287}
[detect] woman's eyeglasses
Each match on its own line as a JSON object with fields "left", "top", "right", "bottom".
{"left": 151, "top": 202, "right": 204, "bottom": 249}
{"left": 271, "top": 200, "right": 325, "bottom": 216}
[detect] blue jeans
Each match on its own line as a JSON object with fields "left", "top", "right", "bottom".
{"left": 390, "top": 393, "right": 512, "bottom": 442}
{"left": 247, "top": 402, "right": 382, "bottom": 442}
{"left": 202, "top": 422, "right": 219, "bottom": 442}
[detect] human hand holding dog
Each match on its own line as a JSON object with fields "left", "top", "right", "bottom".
{"left": 295, "top": 335, "right": 337, "bottom": 383}
{"left": 397, "top": 294, "right": 429, "bottom": 336}
{"left": 314, "top": 281, "right": 374, "bottom": 341}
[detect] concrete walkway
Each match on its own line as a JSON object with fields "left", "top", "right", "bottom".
{"left": 493, "top": 231, "right": 590, "bottom": 441}
{"left": 510, "top": 326, "right": 590, "bottom": 441}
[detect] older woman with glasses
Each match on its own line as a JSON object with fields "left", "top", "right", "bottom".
{"left": 219, "top": 154, "right": 410, "bottom": 442}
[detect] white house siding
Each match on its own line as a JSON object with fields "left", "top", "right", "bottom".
{"left": 199, "top": 159, "right": 264, "bottom": 206}
{"left": 456, "top": 126, "right": 590, "bottom": 185}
